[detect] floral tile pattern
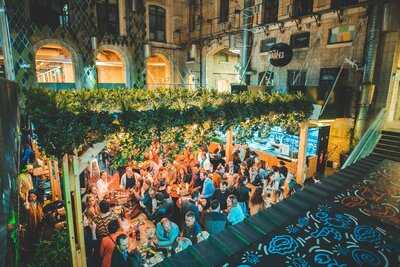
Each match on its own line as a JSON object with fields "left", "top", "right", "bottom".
{"left": 224, "top": 160, "right": 400, "bottom": 267}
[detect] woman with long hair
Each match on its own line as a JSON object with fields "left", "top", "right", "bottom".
{"left": 249, "top": 186, "right": 264, "bottom": 216}
{"left": 84, "top": 194, "right": 100, "bottom": 221}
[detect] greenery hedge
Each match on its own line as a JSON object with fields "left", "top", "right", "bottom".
{"left": 26, "top": 88, "right": 313, "bottom": 166}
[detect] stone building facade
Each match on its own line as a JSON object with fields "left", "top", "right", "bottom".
{"left": 3, "top": 0, "right": 147, "bottom": 89}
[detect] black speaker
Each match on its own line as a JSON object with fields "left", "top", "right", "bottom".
{"left": 231, "top": 84, "right": 247, "bottom": 94}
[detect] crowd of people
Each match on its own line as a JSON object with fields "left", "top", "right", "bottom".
{"left": 81, "top": 140, "right": 306, "bottom": 267}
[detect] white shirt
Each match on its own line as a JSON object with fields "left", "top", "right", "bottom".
{"left": 96, "top": 179, "right": 108, "bottom": 200}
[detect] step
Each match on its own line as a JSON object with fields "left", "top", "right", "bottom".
{"left": 381, "top": 134, "right": 400, "bottom": 142}
{"left": 371, "top": 152, "right": 400, "bottom": 162}
{"left": 376, "top": 143, "right": 400, "bottom": 151}
{"left": 193, "top": 241, "right": 227, "bottom": 266}
{"left": 379, "top": 138, "right": 400, "bottom": 147}
{"left": 374, "top": 147, "right": 400, "bottom": 157}
{"left": 382, "top": 130, "right": 400, "bottom": 137}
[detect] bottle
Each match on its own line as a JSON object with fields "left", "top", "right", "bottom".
{"left": 135, "top": 224, "right": 141, "bottom": 241}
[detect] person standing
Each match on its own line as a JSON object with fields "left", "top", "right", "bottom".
{"left": 181, "top": 211, "right": 201, "bottom": 245}
{"left": 226, "top": 194, "right": 245, "bottom": 225}
{"left": 111, "top": 234, "right": 142, "bottom": 267}
{"left": 155, "top": 217, "right": 180, "bottom": 251}
{"left": 120, "top": 167, "right": 136, "bottom": 190}
{"left": 97, "top": 171, "right": 110, "bottom": 200}
{"left": 19, "top": 164, "right": 34, "bottom": 201}
{"left": 204, "top": 200, "right": 226, "bottom": 235}
{"left": 100, "top": 220, "right": 122, "bottom": 267}
{"left": 93, "top": 200, "right": 118, "bottom": 240}
{"left": 200, "top": 171, "right": 215, "bottom": 206}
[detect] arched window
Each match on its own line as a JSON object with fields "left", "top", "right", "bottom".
{"left": 146, "top": 54, "right": 171, "bottom": 89}
{"left": 96, "top": 49, "right": 126, "bottom": 86}
{"left": 35, "top": 44, "right": 75, "bottom": 86}
{"left": 149, "top": 5, "right": 166, "bottom": 42}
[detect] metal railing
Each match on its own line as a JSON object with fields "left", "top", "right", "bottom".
{"left": 341, "top": 108, "right": 386, "bottom": 169}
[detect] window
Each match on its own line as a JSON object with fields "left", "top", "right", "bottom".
{"left": 149, "top": 5, "right": 166, "bottom": 42}
{"left": 331, "top": 0, "right": 358, "bottom": 9}
{"left": 30, "top": 0, "right": 67, "bottom": 29}
{"left": 292, "top": 0, "right": 313, "bottom": 17}
{"left": 319, "top": 68, "right": 351, "bottom": 118}
{"left": 290, "top": 32, "right": 310, "bottom": 49}
{"left": 97, "top": 0, "right": 119, "bottom": 35}
{"left": 328, "top": 25, "right": 356, "bottom": 44}
{"left": 188, "top": 1, "right": 196, "bottom": 32}
{"left": 262, "top": 0, "right": 278, "bottom": 24}
{"left": 60, "top": 3, "right": 69, "bottom": 27}
{"left": 260, "top": 38, "right": 276, "bottom": 53}
{"left": 219, "top": 0, "right": 229, "bottom": 23}
{"left": 258, "top": 71, "right": 274, "bottom": 89}
{"left": 287, "top": 70, "right": 306, "bottom": 94}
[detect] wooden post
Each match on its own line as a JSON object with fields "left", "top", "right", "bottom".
{"left": 226, "top": 128, "right": 234, "bottom": 162}
{"left": 296, "top": 122, "right": 309, "bottom": 185}
{"left": 71, "top": 157, "right": 87, "bottom": 267}
{"left": 62, "top": 155, "right": 79, "bottom": 267}
{"left": 62, "top": 155, "right": 87, "bottom": 267}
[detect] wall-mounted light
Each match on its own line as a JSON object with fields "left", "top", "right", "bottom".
{"left": 91, "top": 36, "right": 97, "bottom": 51}
{"left": 132, "top": 0, "right": 136, "bottom": 11}
{"left": 190, "top": 44, "right": 197, "bottom": 59}
{"left": 144, "top": 43, "right": 151, "bottom": 58}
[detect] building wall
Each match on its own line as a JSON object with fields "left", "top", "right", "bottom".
{"left": 5, "top": 0, "right": 146, "bottom": 89}
{"left": 174, "top": 0, "right": 369, "bottom": 94}
{"left": 250, "top": 6, "right": 367, "bottom": 94}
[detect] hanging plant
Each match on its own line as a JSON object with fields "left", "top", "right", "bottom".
{"left": 25, "top": 88, "right": 313, "bottom": 162}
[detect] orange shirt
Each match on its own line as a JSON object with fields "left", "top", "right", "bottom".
{"left": 99, "top": 231, "right": 121, "bottom": 267}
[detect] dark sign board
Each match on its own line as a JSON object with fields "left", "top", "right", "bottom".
{"left": 269, "top": 43, "right": 293, "bottom": 67}
{"left": 290, "top": 32, "right": 310, "bottom": 49}
{"left": 260, "top": 37, "right": 276, "bottom": 53}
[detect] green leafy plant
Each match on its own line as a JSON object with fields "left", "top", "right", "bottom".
{"left": 28, "top": 228, "right": 71, "bottom": 267}
{"left": 25, "top": 88, "right": 313, "bottom": 164}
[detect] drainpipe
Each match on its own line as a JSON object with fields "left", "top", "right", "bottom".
{"left": 240, "top": 0, "right": 252, "bottom": 85}
{"left": 0, "top": 0, "right": 16, "bottom": 80}
{"left": 353, "top": 2, "right": 383, "bottom": 142}
{"left": 199, "top": 0, "right": 203, "bottom": 89}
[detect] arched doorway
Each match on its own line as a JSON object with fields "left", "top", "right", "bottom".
{"left": 146, "top": 53, "right": 171, "bottom": 89}
{"left": 205, "top": 47, "right": 240, "bottom": 92}
{"left": 35, "top": 44, "right": 75, "bottom": 89}
{"left": 96, "top": 49, "right": 126, "bottom": 88}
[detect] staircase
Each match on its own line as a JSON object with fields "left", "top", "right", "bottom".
{"left": 156, "top": 155, "right": 385, "bottom": 267}
{"left": 372, "top": 130, "right": 400, "bottom": 161}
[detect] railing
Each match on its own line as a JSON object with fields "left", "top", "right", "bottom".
{"left": 341, "top": 108, "right": 386, "bottom": 169}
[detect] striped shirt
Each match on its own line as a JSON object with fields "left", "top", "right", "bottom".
{"left": 93, "top": 213, "right": 118, "bottom": 240}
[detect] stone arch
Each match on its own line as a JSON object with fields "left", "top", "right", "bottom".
{"left": 33, "top": 38, "right": 83, "bottom": 88}
{"left": 205, "top": 42, "right": 240, "bottom": 91}
{"left": 95, "top": 45, "right": 131, "bottom": 86}
{"left": 146, "top": 52, "right": 172, "bottom": 89}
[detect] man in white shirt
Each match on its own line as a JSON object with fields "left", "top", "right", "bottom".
{"left": 96, "top": 171, "right": 109, "bottom": 200}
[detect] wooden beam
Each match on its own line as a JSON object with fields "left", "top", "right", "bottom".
{"left": 296, "top": 122, "right": 309, "bottom": 185}
{"left": 73, "top": 141, "right": 106, "bottom": 176}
